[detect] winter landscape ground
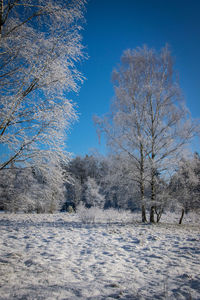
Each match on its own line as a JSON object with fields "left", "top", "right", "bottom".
{"left": 0, "top": 211, "right": 200, "bottom": 300}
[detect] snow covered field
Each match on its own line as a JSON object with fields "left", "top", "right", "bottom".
{"left": 0, "top": 212, "right": 200, "bottom": 300}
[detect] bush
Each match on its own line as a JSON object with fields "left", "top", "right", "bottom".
{"left": 76, "top": 203, "right": 134, "bottom": 224}
{"left": 76, "top": 202, "right": 97, "bottom": 223}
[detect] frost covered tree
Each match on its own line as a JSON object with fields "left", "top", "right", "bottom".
{"left": 63, "top": 154, "right": 142, "bottom": 212}
{"left": 102, "top": 154, "right": 140, "bottom": 211}
{"left": 63, "top": 156, "right": 94, "bottom": 211}
{"left": 84, "top": 177, "right": 105, "bottom": 208}
{"left": 0, "top": 0, "right": 86, "bottom": 170}
{"left": 0, "top": 0, "right": 86, "bottom": 211}
{"left": 151, "top": 178, "right": 171, "bottom": 223}
{"left": 133, "top": 46, "right": 197, "bottom": 223}
{"left": 169, "top": 153, "right": 200, "bottom": 223}
{"left": 95, "top": 45, "right": 198, "bottom": 222}
{"left": 0, "top": 163, "right": 66, "bottom": 212}
{"left": 62, "top": 155, "right": 105, "bottom": 209}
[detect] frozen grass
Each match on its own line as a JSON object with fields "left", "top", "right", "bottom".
{"left": 0, "top": 211, "right": 199, "bottom": 299}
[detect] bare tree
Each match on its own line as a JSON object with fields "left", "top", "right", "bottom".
{"left": 95, "top": 45, "right": 198, "bottom": 222}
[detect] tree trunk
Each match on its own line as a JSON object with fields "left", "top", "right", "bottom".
{"left": 149, "top": 97, "right": 156, "bottom": 224}
{"left": 140, "top": 143, "right": 147, "bottom": 222}
{"left": 142, "top": 204, "right": 147, "bottom": 223}
{"left": 140, "top": 180, "right": 147, "bottom": 223}
{"left": 179, "top": 208, "right": 185, "bottom": 224}
{"left": 150, "top": 165, "right": 156, "bottom": 223}
{"left": 155, "top": 206, "right": 163, "bottom": 223}
{"left": 150, "top": 206, "right": 155, "bottom": 223}
{"left": 0, "top": 0, "right": 3, "bottom": 38}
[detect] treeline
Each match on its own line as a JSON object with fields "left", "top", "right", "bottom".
{"left": 1, "top": 153, "right": 199, "bottom": 223}
{"left": 63, "top": 153, "right": 200, "bottom": 223}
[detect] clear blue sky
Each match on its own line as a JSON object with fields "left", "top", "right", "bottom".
{"left": 67, "top": 0, "right": 200, "bottom": 157}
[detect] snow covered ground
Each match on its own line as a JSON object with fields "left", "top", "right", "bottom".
{"left": 0, "top": 212, "right": 200, "bottom": 300}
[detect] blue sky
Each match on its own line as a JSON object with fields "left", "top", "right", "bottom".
{"left": 67, "top": 0, "right": 200, "bottom": 157}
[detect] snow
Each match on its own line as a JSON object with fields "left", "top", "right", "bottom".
{"left": 0, "top": 212, "right": 200, "bottom": 299}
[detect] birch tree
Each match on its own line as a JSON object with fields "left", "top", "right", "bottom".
{"left": 135, "top": 46, "right": 197, "bottom": 222}
{"left": 95, "top": 45, "right": 197, "bottom": 222}
{"left": 95, "top": 70, "right": 149, "bottom": 221}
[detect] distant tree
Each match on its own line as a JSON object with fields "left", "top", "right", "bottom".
{"left": 63, "top": 154, "right": 141, "bottom": 212}
{"left": 62, "top": 155, "right": 99, "bottom": 210}
{"left": 95, "top": 45, "right": 198, "bottom": 222}
{"left": 152, "top": 178, "right": 171, "bottom": 223}
{"left": 102, "top": 154, "right": 140, "bottom": 211}
{"left": 0, "top": 164, "right": 66, "bottom": 213}
{"left": 84, "top": 177, "right": 105, "bottom": 208}
{"left": 169, "top": 153, "right": 200, "bottom": 223}
{"left": 0, "top": 166, "right": 17, "bottom": 211}
{"left": 84, "top": 155, "right": 99, "bottom": 179}
{"left": 68, "top": 156, "right": 88, "bottom": 185}
{"left": 63, "top": 177, "right": 82, "bottom": 211}
{"left": 63, "top": 156, "right": 90, "bottom": 210}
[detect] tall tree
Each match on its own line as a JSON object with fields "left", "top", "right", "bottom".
{"left": 95, "top": 45, "right": 197, "bottom": 222}
{"left": 132, "top": 46, "right": 197, "bottom": 222}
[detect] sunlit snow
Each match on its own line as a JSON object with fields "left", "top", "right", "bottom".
{"left": 0, "top": 212, "right": 199, "bottom": 299}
